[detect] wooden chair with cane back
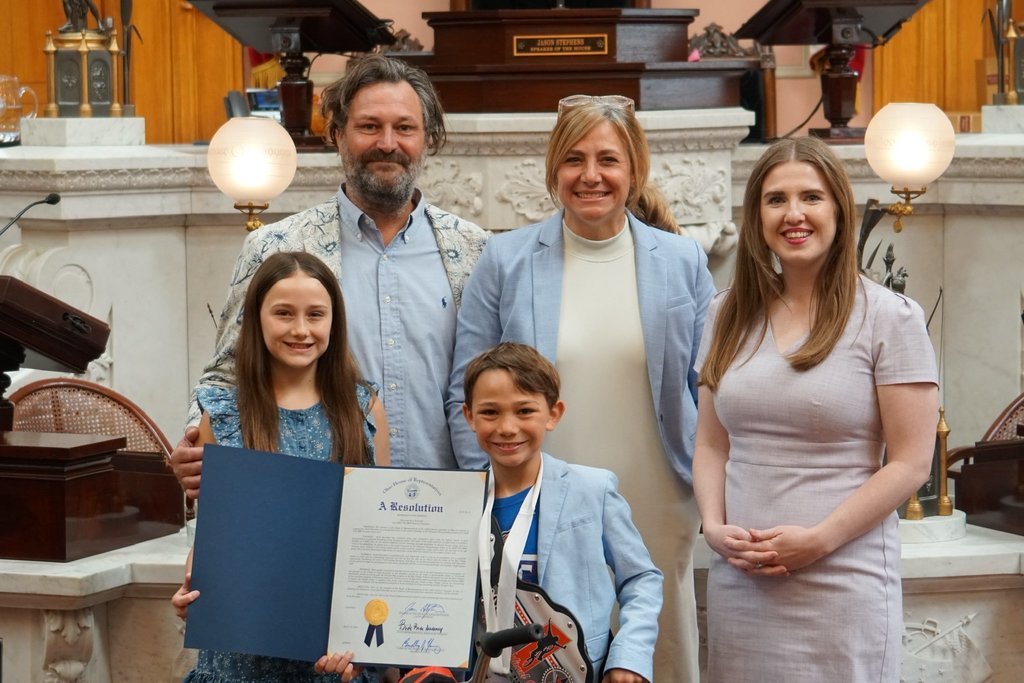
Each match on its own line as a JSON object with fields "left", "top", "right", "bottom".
{"left": 9, "top": 377, "right": 190, "bottom": 523}
{"left": 946, "top": 390, "right": 1024, "bottom": 535}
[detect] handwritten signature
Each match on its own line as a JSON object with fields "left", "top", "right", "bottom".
{"left": 398, "top": 619, "right": 446, "bottom": 634}
{"left": 400, "top": 637, "right": 443, "bottom": 655}
{"left": 401, "top": 601, "right": 449, "bottom": 618}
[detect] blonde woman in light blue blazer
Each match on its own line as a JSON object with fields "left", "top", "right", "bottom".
{"left": 447, "top": 95, "right": 714, "bottom": 683}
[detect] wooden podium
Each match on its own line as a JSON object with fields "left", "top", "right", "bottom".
{"left": 0, "top": 275, "right": 109, "bottom": 431}
{"left": 736, "top": 0, "right": 929, "bottom": 142}
{"left": 417, "top": 8, "right": 755, "bottom": 112}
{"left": 191, "top": 0, "right": 395, "bottom": 150}
{"left": 0, "top": 276, "right": 183, "bottom": 561}
{"left": 954, "top": 435, "right": 1024, "bottom": 537}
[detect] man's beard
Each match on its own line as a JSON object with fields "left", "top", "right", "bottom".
{"left": 342, "top": 145, "right": 424, "bottom": 214}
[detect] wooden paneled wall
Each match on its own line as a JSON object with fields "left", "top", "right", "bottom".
{"left": 2, "top": 1, "right": 1015, "bottom": 139}
{"left": 0, "top": 0, "right": 242, "bottom": 144}
{"left": 872, "top": 0, "right": 1009, "bottom": 114}
{"left": 130, "top": 1, "right": 243, "bottom": 144}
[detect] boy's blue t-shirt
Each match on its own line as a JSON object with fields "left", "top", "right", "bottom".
{"left": 492, "top": 486, "right": 539, "bottom": 584}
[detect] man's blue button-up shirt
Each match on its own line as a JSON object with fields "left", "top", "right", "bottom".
{"left": 336, "top": 187, "right": 457, "bottom": 469}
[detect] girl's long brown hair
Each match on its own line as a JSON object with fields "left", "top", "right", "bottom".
{"left": 700, "top": 137, "right": 859, "bottom": 390}
{"left": 235, "top": 251, "right": 371, "bottom": 464}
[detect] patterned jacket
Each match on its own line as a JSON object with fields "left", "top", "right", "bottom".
{"left": 188, "top": 198, "right": 489, "bottom": 425}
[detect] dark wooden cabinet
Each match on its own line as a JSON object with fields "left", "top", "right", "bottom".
{"left": 417, "top": 8, "right": 752, "bottom": 113}
{"left": 0, "top": 431, "right": 183, "bottom": 562}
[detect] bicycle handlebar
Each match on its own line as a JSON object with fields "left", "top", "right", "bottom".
{"left": 478, "top": 623, "right": 544, "bottom": 657}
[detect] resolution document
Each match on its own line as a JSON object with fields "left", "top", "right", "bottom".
{"left": 184, "top": 446, "right": 487, "bottom": 666}
{"left": 328, "top": 467, "right": 487, "bottom": 670}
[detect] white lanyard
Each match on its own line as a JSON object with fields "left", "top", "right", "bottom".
{"left": 477, "top": 459, "right": 543, "bottom": 675}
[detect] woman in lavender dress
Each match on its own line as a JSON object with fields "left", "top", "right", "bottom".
{"left": 693, "top": 137, "right": 938, "bottom": 682}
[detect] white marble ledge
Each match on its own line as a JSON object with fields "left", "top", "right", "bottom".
{"left": 693, "top": 525, "right": 1024, "bottom": 580}
{"left": 0, "top": 528, "right": 189, "bottom": 607}
{"left": 0, "top": 143, "right": 207, "bottom": 171}
{"left": 21, "top": 116, "right": 146, "bottom": 147}
{"left": 733, "top": 134, "right": 1024, "bottom": 214}
{"left": 0, "top": 144, "right": 335, "bottom": 181}
{"left": 734, "top": 133, "right": 1024, "bottom": 157}
{"left": 899, "top": 509, "right": 968, "bottom": 544}
{"left": 901, "top": 524, "right": 1024, "bottom": 579}
{"left": 981, "top": 105, "right": 1024, "bottom": 134}
{"left": 947, "top": 132, "right": 1024, "bottom": 155}
{"left": 447, "top": 107, "right": 755, "bottom": 134}
{"left": 733, "top": 133, "right": 1024, "bottom": 168}
{"left": 732, "top": 141, "right": 870, "bottom": 165}
{"left": 447, "top": 112, "right": 554, "bottom": 134}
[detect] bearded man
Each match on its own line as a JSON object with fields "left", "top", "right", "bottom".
{"left": 170, "top": 55, "right": 489, "bottom": 490}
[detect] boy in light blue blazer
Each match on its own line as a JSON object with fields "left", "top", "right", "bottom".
{"left": 462, "top": 343, "right": 662, "bottom": 683}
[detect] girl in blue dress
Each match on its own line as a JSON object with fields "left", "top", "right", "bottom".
{"left": 172, "top": 251, "right": 390, "bottom": 683}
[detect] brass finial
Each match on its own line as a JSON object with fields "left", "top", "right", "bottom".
{"left": 109, "top": 28, "right": 122, "bottom": 117}
{"left": 77, "top": 31, "right": 92, "bottom": 117}
{"left": 937, "top": 406, "right": 953, "bottom": 516}
{"left": 44, "top": 31, "right": 59, "bottom": 118}
{"left": 905, "top": 491, "right": 924, "bottom": 520}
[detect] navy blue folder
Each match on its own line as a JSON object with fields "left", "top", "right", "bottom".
{"left": 183, "top": 444, "right": 343, "bottom": 662}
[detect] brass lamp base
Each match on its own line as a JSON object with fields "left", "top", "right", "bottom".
{"left": 887, "top": 187, "right": 926, "bottom": 232}
{"left": 235, "top": 202, "right": 270, "bottom": 232}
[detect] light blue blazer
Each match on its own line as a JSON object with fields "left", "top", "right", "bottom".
{"left": 535, "top": 453, "right": 663, "bottom": 681}
{"left": 448, "top": 211, "right": 715, "bottom": 484}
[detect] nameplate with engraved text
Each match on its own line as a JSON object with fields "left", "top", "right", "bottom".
{"left": 513, "top": 34, "right": 608, "bottom": 57}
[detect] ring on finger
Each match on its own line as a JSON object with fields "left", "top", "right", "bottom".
{"left": 754, "top": 562, "right": 763, "bottom": 569}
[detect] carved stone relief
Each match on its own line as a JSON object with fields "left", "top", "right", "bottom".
{"left": 85, "top": 351, "right": 113, "bottom": 385}
{"left": 653, "top": 157, "right": 735, "bottom": 255}
{"left": 655, "top": 157, "right": 728, "bottom": 224}
{"left": 683, "top": 221, "right": 738, "bottom": 258}
{"left": 42, "top": 608, "right": 95, "bottom": 683}
{"left": 645, "top": 127, "right": 751, "bottom": 154}
{"left": 733, "top": 156, "right": 866, "bottom": 186}
{"left": 444, "top": 132, "right": 549, "bottom": 158}
{"left": 495, "top": 156, "right": 737, "bottom": 255}
{"left": 902, "top": 613, "right": 992, "bottom": 683}
{"left": 0, "top": 245, "right": 109, "bottom": 322}
{"left": 420, "top": 160, "right": 485, "bottom": 217}
{"left": 729, "top": 153, "right": 1024, "bottom": 188}
{"left": 293, "top": 165, "right": 345, "bottom": 191}
{"left": 496, "top": 159, "right": 555, "bottom": 224}
{"left": 0, "top": 168, "right": 196, "bottom": 193}
{"left": 944, "top": 157, "right": 1024, "bottom": 179}
{"left": 0, "top": 164, "right": 343, "bottom": 195}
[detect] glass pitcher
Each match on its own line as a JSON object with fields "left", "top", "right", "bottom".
{"left": 0, "top": 75, "right": 39, "bottom": 145}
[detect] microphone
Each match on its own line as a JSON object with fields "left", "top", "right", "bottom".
{"left": 0, "top": 193, "right": 61, "bottom": 239}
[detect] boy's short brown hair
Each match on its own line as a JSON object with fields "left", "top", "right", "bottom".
{"left": 463, "top": 343, "right": 560, "bottom": 409}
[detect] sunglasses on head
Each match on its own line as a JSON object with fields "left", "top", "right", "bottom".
{"left": 557, "top": 94, "right": 635, "bottom": 116}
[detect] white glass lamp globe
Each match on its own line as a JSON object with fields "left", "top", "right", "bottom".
{"left": 864, "top": 103, "right": 955, "bottom": 190}
{"left": 207, "top": 117, "right": 297, "bottom": 205}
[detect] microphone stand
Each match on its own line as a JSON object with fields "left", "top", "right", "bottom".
{"left": 0, "top": 193, "right": 62, "bottom": 240}
{"left": 0, "top": 193, "right": 61, "bottom": 429}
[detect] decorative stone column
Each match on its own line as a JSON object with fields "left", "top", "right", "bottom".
{"left": 42, "top": 608, "right": 94, "bottom": 683}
